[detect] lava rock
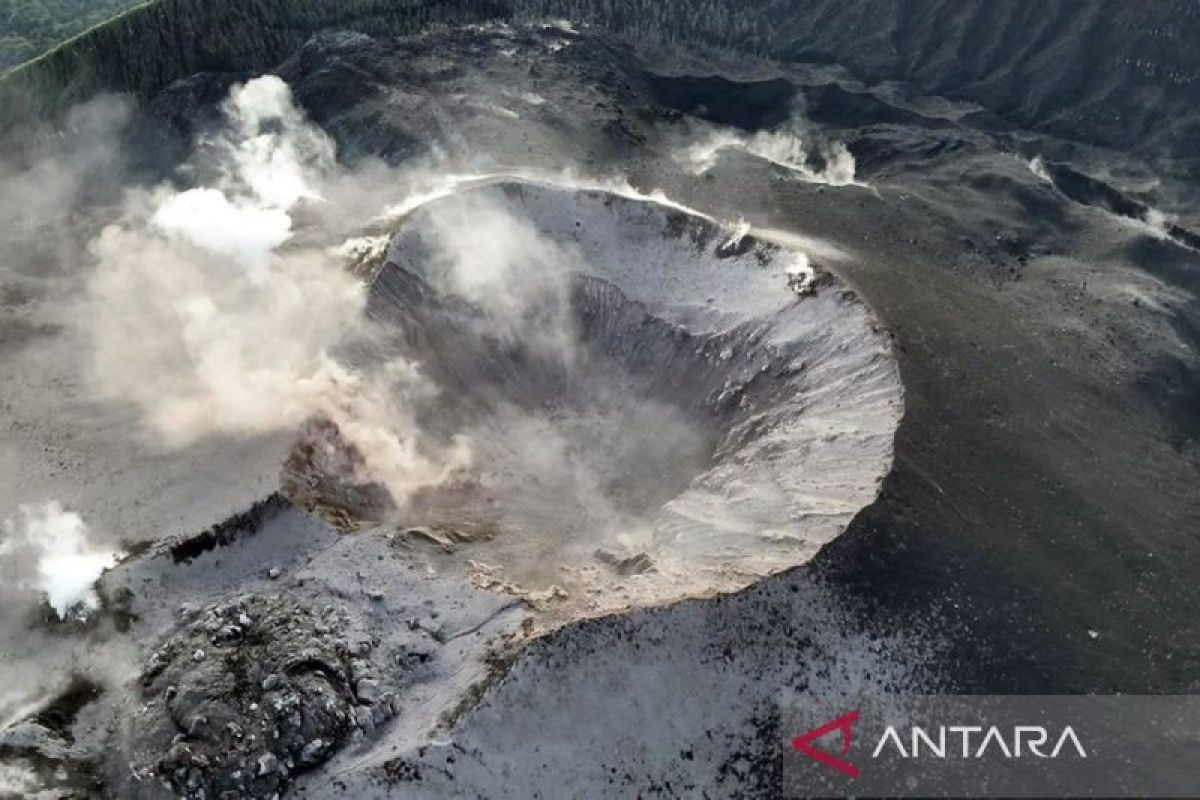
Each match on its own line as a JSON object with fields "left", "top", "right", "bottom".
{"left": 355, "top": 678, "right": 381, "bottom": 704}
{"left": 127, "top": 595, "right": 381, "bottom": 798}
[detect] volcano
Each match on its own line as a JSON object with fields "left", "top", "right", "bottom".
{"left": 1, "top": 3, "right": 1198, "bottom": 799}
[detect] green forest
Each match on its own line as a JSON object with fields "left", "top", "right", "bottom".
{"left": 1, "top": 0, "right": 143, "bottom": 69}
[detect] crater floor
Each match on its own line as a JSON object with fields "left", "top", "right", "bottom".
{"left": 288, "top": 183, "right": 900, "bottom": 619}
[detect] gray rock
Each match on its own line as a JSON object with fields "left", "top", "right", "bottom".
{"left": 300, "top": 738, "right": 327, "bottom": 764}
{"left": 373, "top": 693, "right": 399, "bottom": 726}
{"left": 594, "top": 548, "right": 654, "bottom": 576}
{"left": 355, "top": 678, "right": 381, "bottom": 704}
{"left": 353, "top": 705, "right": 375, "bottom": 733}
{"left": 214, "top": 624, "right": 242, "bottom": 641}
{"left": 257, "top": 752, "right": 278, "bottom": 776}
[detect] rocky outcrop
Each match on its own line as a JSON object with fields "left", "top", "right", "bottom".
{"left": 129, "top": 594, "right": 401, "bottom": 799}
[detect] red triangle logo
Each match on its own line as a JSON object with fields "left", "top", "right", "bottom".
{"left": 791, "top": 709, "right": 861, "bottom": 779}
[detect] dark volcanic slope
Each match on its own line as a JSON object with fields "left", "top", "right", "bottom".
{"left": 109, "top": 5, "right": 1200, "bottom": 698}
{"left": 3, "top": 3, "right": 1200, "bottom": 798}
{"left": 133, "top": 0, "right": 1200, "bottom": 700}
{"left": 5, "top": 0, "right": 1200, "bottom": 172}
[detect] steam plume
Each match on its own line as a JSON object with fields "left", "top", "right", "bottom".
{"left": 674, "top": 108, "right": 861, "bottom": 186}
{"left": 0, "top": 502, "right": 119, "bottom": 620}
{"left": 83, "top": 75, "right": 468, "bottom": 508}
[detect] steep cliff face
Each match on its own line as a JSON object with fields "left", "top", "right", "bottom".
{"left": 3, "top": 0, "right": 1199, "bottom": 164}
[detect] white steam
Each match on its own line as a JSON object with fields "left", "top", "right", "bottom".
{"left": 676, "top": 116, "right": 861, "bottom": 187}
{"left": 0, "top": 762, "right": 42, "bottom": 797}
{"left": 1027, "top": 156, "right": 1186, "bottom": 246}
{"left": 1027, "top": 156, "right": 1053, "bottom": 183}
{"left": 83, "top": 76, "right": 469, "bottom": 508}
{"left": 1140, "top": 206, "right": 1176, "bottom": 238}
{"left": 151, "top": 188, "right": 294, "bottom": 270}
{"left": 0, "top": 502, "right": 120, "bottom": 620}
{"left": 420, "top": 191, "right": 582, "bottom": 359}
{"left": 784, "top": 251, "right": 816, "bottom": 294}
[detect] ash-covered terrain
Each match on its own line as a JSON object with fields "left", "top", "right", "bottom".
{"left": 1, "top": 2, "right": 1199, "bottom": 798}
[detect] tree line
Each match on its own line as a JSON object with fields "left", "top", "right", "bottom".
{"left": 1, "top": 0, "right": 145, "bottom": 69}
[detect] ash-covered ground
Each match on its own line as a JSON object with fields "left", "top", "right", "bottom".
{"left": 1, "top": 8, "right": 1199, "bottom": 799}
